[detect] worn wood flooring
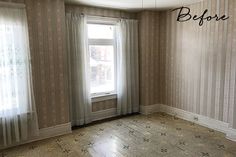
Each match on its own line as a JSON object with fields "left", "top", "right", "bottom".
{"left": 1, "top": 113, "right": 236, "bottom": 157}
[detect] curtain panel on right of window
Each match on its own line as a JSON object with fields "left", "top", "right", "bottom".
{"left": 116, "top": 19, "right": 140, "bottom": 115}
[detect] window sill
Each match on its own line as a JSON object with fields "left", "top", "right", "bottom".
{"left": 92, "top": 94, "right": 117, "bottom": 103}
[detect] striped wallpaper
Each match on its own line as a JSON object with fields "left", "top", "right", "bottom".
{"left": 139, "top": 0, "right": 236, "bottom": 129}
{"left": 65, "top": 5, "right": 137, "bottom": 112}
{"left": 0, "top": 1, "right": 136, "bottom": 128}
{"left": 25, "top": 0, "right": 70, "bottom": 129}
{"left": 65, "top": 4, "right": 137, "bottom": 19}
{"left": 138, "top": 11, "right": 161, "bottom": 107}
{"left": 0, "top": 0, "right": 24, "bottom": 3}
{"left": 0, "top": 0, "right": 70, "bottom": 129}
{"left": 92, "top": 99, "right": 117, "bottom": 112}
{"left": 1, "top": 0, "right": 235, "bottom": 130}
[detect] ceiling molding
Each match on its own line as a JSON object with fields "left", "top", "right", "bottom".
{"left": 65, "top": 0, "right": 203, "bottom": 11}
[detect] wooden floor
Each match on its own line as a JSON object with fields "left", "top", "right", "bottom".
{"left": 1, "top": 113, "right": 236, "bottom": 157}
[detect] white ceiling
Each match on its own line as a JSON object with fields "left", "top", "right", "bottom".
{"left": 65, "top": 0, "right": 203, "bottom": 11}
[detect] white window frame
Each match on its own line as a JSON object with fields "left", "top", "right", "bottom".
{"left": 87, "top": 17, "right": 118, "bottom": 100}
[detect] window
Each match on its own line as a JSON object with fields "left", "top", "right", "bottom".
{"left": 0, "top": 7, "right": 31, "bottom": 115}
{"left": 87, "top": 23, "right": 116, "bottom": 96}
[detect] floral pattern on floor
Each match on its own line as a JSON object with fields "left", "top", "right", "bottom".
{"left": 1, "top": 113, "right": 236, "bottom": 157}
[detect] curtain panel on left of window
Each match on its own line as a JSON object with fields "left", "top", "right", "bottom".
{"left": 0, "top": 5, "right": 39, "bottom": 147}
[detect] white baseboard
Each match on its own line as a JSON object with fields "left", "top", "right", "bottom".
{"left": 226, "top": 128, "right": 236, "bottom": 142}
{"left": 2, "top": 105, "right": 236, "bottom": 149}
{"left": 159, "top": 104, "right": 229, "bottom": 133}
{"left": 92, "top": 108, "right": 117, "bottom": 121}
{"left": 2, "top": 108, "right": 120, "bottom": 150}
{"left": 39, "top": 122, "right": 72, "bottom": 140}
{"left": 140, "top": 104, "right": 236, "bottom": 142}
{"left": 1, "top": 122, "right": 72, "bottom": 150}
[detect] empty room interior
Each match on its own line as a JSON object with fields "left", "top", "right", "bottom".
{"left": 0, "top": 0, "right": 236, "bottom": 156}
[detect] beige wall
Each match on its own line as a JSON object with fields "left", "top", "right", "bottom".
{"left": 2, "top": 0, "right": 235, "bottom": 129}
{"left": 0, "top": 0, "right": 24, "bottom": 3}
{"left": 138, "top": 11, "right": 161, "bottom": 106}
{"left": 139, "top": 0, "right": 236, "bottom": 128}
{"left": 65, "top": 4, "right": 137, "bottom": 19}
{"left": 1, "top": 1, "right": 136, "bottom": 128}
{"left": 92, "top": 99, "right": 117, "bottom": 112}
{"left": 65, "top": 4, "right": 137, "bottom": 112}
{"left": 26, "top": 0, "right": 70, "bottom": 129}
{"left": 1, "top": 0, "right": 70, "bottom": 129}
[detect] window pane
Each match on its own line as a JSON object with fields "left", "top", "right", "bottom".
{"left": 89, "top": 45, "right": 115, "bottom": 94}
{"left": 0, "top": 14, "right": 29, "bottom": 113}
{"left": 88, "top": 24, "right": 114, "bottom": 39}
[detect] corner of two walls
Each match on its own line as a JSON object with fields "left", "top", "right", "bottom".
{"left": 1, "top": 0, "right": 129, "bottom": 130}
{"left": 1, "top": 0, "right": 120, "bottom": 131}
{"left": 2, "top": 0, "right": 236, "bottom": 131}
{"left": 139, "top": 0, "right": 236, "bottom": 130}
{"left": 1, "top": 1, "right": 136, "bottom": 130}
{"left": 138, "top": 11, "right": 164, "bottom": 107}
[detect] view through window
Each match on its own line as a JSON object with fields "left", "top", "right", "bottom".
{"left": 87, "top": 23, "right": 116, "bottom": 95}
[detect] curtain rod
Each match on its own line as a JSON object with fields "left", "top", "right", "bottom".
{"left": 0, "top": 1, "right": 25, "bottom": 9}
{"left": 66, "top": 12, "right": 138, "bottom": 22}
{"left": 87, "top": 15, "right": 137, "bottom": 21}
{"left": 88, "top": 15, "right": 120, "bottom": 21}
{"left": 87, "top": 15, "right": 120, "bottom": 25}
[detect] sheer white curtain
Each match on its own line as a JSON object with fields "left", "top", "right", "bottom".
{"left": 117, "top": 19, "right": 139, "bottom": 115}
{"left": 0, "top": 6, "right": 38, "bottom": 147}
{"left": 66, "top": 13, "right": 92, "bottom": 126}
